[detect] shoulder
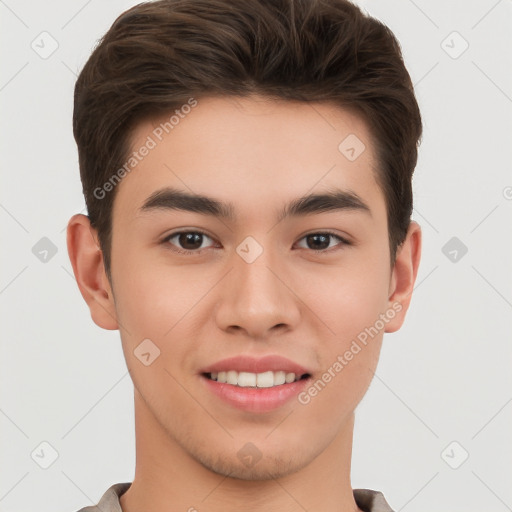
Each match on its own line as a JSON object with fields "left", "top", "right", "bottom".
{"left": 353, "top": 488, "right": 395, "bottom": 512}
{"left": 75, "top": 482, "right": 131, "bottom": 512}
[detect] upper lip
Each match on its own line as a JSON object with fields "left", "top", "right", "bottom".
{"left": 199, "top": 355, "right": 311, "bottom": 376}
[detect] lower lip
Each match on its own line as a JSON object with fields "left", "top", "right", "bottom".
{"left": 201, "top": 375, "right": 311, "bottom": 413}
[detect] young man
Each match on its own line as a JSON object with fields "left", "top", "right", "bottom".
{"left": 67, "top": 0, "right": 422, "bottom": 510}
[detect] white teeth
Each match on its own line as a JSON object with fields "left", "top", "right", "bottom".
{"left": 256, "top": 371, "right": 274, "bottom": 388}
{"left": 274, "top": 371, "right": 286, "bottom": 385}
{"left": 209, "top": 370, "right": 305, "bottom": 387}
{"left": 226, "top": 370, "right": 238, "bottom": 385}
{"left": 238, "top": 372, "right": 256, "bottom": 387}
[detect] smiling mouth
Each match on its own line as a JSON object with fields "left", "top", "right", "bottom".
{"left": 203, "top": 370, "right": 311, "bottom": 388}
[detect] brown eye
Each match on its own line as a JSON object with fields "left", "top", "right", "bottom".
{"left": 177, "top": 232, "right": 203, "bottom": 250}
{"left": 296, "top": 232, "right": 348, "bottom": 252}
{"left": 306, "top": 234, "right": 330, "bottom": 250}
{"left": 163, "top": 231, "right": 215, "bottom": 254}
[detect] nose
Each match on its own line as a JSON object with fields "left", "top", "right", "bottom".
{"left": 214, "top": 243, "right": 301, "bottom": 339}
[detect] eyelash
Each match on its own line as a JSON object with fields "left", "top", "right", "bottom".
{"left": 161, "top": 230, "right": 351, "bottom": 256}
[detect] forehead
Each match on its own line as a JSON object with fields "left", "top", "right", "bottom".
{"left": 112, "top": 94, "right": 385, "bottom": 225}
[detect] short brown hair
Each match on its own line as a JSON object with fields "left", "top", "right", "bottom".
{"left": 73, "top": 0, "right": 422, "bottom": 281}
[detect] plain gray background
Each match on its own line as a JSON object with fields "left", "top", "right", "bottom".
{"left": 1, "top": 0, "right": 511, "bottom": 511}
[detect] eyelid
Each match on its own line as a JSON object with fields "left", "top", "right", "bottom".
{"left": 295, "top": 230, "right": 350, "bottom": 251}
{"left": 161, "top": 229, "right": 351, "bottom": 255}
{"left": 161, "top": 229, "right": 217, "bottom": 254}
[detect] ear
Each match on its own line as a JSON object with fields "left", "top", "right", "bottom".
{"left": 66, "top": 214, "right": 119, "bottom": 330}
{"left": 384, "top": 221, "right": 422, "bottom": 333}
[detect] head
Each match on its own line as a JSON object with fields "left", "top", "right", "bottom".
{"left": 73, "top": 0, "right": 422, "bottom": 282}
{"left": 68, "top": 0, "right": 422, "bottom": 481}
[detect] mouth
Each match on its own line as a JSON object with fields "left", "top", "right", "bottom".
{"left": 202, "top": 370, "right": 311, "bottom": 388}
{"left": 198, "top": 354, "right": 313, "bottom": 412}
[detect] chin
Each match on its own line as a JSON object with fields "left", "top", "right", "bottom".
{"left": 194, "top": 449, "right": 308, "bottom": 481}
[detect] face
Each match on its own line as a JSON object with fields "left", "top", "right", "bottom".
{"left": 100, "top": 95, "right": 411, "bottom": 479}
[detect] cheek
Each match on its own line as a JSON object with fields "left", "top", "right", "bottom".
{"left": 111, "top": 243, "right": 203, "bottom": 335}
{"left": 296, "top": 253, "right": 391, "bottom": 342}
{"left": 110, "top": 248, "right": 218, "bottom": 379}
{"left": 313, "top": 253, "right": 390, "bottom": 406}
{"left": 333, "top": 279, "right": 389, "bottom": 340}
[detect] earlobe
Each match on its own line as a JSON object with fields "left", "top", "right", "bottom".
{"left": 385, "top": 221, "right": 422, "bottom": 333}
{"left": 66, "top": 214, "right": 119, "bottom": 330}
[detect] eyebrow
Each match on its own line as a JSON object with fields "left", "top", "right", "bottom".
{"left": 138, "top": 186, "right": 371, "bottom": 222}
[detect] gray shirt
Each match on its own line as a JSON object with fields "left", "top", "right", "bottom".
{"left": 76, "top": 482, "right": 395, "bottom": 511}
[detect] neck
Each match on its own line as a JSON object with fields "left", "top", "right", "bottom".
{"left": 120, "top": 389, "right": 362, "bottom": 512}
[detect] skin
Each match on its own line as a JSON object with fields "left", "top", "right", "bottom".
{"left": 67, "top": 95, "right": 421, "bottom": 512}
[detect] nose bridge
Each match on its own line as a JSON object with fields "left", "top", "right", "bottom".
{"left": 215, "top": 236, "right": 300, "bottom": 336}
{"left": 237, "top": 248, "right": 280, "bottom": 299}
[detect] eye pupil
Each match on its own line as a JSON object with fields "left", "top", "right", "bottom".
{"left": 307, "top": 234, "right": 330, "bottom": 250}
{"left": 179, "top": 232, "right": 203, "bottom": 250}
